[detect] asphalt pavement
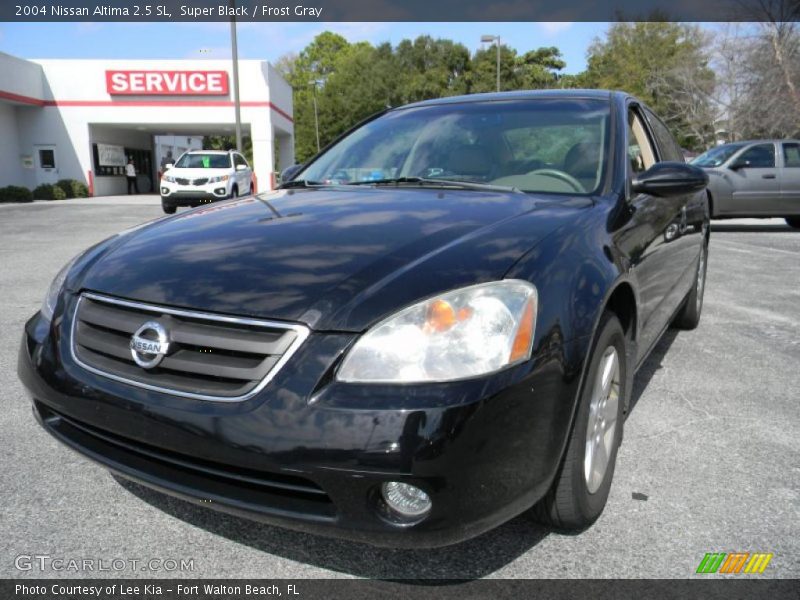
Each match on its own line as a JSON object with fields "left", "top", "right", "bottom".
{"left": 1, "top": 199, "right": 798, "bottom": 579}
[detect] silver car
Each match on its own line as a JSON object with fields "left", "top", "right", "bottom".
{"left": 691, "top": 140, "right": 800, "bottom": 228}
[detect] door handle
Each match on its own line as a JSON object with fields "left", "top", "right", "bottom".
{"left": 762, "top": 174, "right": 776, "bottom": 179}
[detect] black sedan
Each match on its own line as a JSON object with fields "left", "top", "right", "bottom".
{"left": 18, "top": 90, "right": 709, "bottom": 547}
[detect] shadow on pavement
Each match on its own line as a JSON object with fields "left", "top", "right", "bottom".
{"left": 115, "top": 476, "right": 549, "bottom": 580}
{"left": 628, "top": 327, "right": 679, "bottom": 415}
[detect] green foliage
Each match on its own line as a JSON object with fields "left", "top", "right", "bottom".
{"left": 582, "top": 22, "right": 715, "bottom": 149}
{"left": 279, "top": 33, "right": 569, "bottom": 163}
{"left": 0, "top": 185, "right": 33, "bottom": 203}
{"left": 56, "top": 179, "right": 89, "bottom": 199}
{"left": 32, "top": 184, "right": 67, "bottom": 201}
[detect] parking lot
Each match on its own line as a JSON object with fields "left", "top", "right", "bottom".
{"left": 1, "top": 197, "right": 798, "bottom": 579}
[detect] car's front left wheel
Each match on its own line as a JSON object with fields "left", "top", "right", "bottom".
{"left": 786, "top": 217, "right": 800, "bottom": 229}
{"left": 161, "top": 198, "right": 176, "bottom": 214}
{"left": 532, "top": 311, "right": 627, "bottom": 530}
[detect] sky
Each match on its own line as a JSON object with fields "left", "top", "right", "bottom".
{"left": 0, "top": 22, "right": 610, "bottom": 74}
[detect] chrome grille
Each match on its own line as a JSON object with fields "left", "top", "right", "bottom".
{"left": 70, "top": 293, "right": 309, "bottom": 402}
{"left": 175, "top": 177, "right": 191, "bottom": 185}
{"left": 192, "top": 178, "right": 209, "bottom": 186}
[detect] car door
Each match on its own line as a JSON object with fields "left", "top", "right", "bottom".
{"left": 726, "top": 142, "right": 782, "bottom": 215}
{"left": 618, "top": 106, "right": 688, "bottom": 359}
{"left": 780, "top": 142, "right": 800, "bottom": 210}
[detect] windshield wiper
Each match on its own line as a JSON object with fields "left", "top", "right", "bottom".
{"left": 345, "top": 177, "right": 524, "bottom": 194}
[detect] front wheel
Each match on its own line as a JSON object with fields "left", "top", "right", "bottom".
{"left": 532, "top": 311, "right": 627, "bottom": 530}
{"left": 786, "top": 217, "right": 800, "bottom": 229}
{"left": 161, "top": 198, "right": 176, "bottom": 214}
{"left": 673, "top": 242, "right": 708, "bottom": 330}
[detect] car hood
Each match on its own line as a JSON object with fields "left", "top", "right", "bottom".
{"left": 77, "top": 187, "right": 588, "bottom": 331}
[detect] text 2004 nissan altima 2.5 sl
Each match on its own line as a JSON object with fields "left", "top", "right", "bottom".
{"left": 18, "top": 90, "right": 709, "bottom": 547}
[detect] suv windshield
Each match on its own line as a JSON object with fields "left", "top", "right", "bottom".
{"left": 691, "top": 143, "right": 746, "bottom": 167}
{"left": 296, "top": 98, "right": 610, "bottom": 195}
{"left": 174, "top": 153, "right": 232, "bottom": 169}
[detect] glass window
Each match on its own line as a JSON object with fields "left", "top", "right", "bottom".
{"left": 643, "top": 108, "right": 683, "bottom": 162}
{"left": 296, "top": 98, "right": 611, "bottom": 195}
{"left": 691, "top": 143, "right": 747, "bottom": 167}
{"left": 174, "top": 153, "right": 232, "bottom": 169}
{"left": 39, "top": 149, "right": 55, "bottom": 169}
{"left": 783, "top": 142, "right": 800, "bottom": 167}
{"left": 235, "top": 154, "right": 248, "bottom": 167}
{"left": 738, "top": 144, "right": 776, "bottom": 168}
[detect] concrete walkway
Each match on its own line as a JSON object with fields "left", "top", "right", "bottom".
{"left": 35, "top": 194, "right": 162, "bottom": 206}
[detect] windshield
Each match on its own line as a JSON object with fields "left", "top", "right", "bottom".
{"left": 296, "top": 98, "right": 611, "bottom": 195}
{"left": 691, "top": 144, "right": 746, "bottom": 167}
{"left": 174, "top": 153, "right": 231, "bottom": 169}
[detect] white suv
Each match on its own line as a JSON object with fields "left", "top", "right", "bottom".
{"left": 160, "top": 150, "right": 253, "bottom": 214}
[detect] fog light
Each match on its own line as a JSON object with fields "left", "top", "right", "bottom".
{"left": 161, "top": 187, "right": 169, "bottom": 195}
{"left": 381, "top": 482, "right": 431, "bottom": 518}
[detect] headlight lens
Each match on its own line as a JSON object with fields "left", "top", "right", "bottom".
{"left": 40, "top": 255, "right": 79, "bottom": 322}
{"left": 337, "top": 280, "right": 537, "bottom": 383}
{"left": 208, "top": 174, "right": 229, "bottom": 183}
{"left": 162, "top": 175, "right": 176, "bottom": 183}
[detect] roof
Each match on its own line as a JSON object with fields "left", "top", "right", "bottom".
{"left": 401, "top": 89, "right": 618, "bottom": 110}
{"left": 186, "top": 149, "right": 236, "bottom": 154}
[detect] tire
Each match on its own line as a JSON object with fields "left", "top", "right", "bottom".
{"left": 532, "top": 311, "right": 627, "bottom": 530}
{"left": 161, "top": 198, "right": 176, "bottom": 214}
{"left": 786, "top": 217, "right": 800, "bottom": 229}
{"left": 229, "top": 186, "right": 238, "bottom": 200}
{"left": 672, "top": 241, "right": 708, "bottom": 330}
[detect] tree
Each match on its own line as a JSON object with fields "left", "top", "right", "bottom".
{"left": 583, "top": 22, "right": 716, "bottom": 149}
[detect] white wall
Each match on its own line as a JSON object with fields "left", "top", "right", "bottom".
{"left": 0, "top": 104, "right": 24, "bottom": 187}
{"left": 0, "top": 51, "right": 44, "bottom": 101}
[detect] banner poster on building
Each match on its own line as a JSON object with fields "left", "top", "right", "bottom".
{"left": 97, "top": 143, "right": 126, "bottom": 167}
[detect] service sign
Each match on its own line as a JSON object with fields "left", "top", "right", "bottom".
{"left": 105, "top": 70, "right": 230, "bottom": 96}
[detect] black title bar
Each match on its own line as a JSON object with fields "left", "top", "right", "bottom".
{"left": 4, "top": 0, "right": 800, "bottom": 22}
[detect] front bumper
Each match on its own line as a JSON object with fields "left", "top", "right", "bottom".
{"left": 160, "top": 180, "right": 229, "bottom": 205}
{"left": 18, "top": 301, "right": 583, "bottom": 547}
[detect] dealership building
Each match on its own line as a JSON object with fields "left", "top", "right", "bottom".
{"left": 0, "top": 52, "right": 294, "bottom": 196}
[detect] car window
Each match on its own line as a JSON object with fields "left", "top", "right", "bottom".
{"left": 297, "top": 98, "right": 611, "bottom": 195}
{"left": 691, "top": 143, "right": 746, "bottom": 167}
{"left": 783, "top": 143, "right": 800, "bottom": 167}
{"left": 643, "top": 108, "right": 683, "bottom": 162}
{"left": 627, "top": 110, "right": 656, "bottom": 175}
{"left": 174, "top": 153, "right": 232, "bottom": 169}
{"left": 739, "top": 144, "right": 776, "bottom": 168}
{"left": 235, "top": 154, "right": 248, "bottom": 168}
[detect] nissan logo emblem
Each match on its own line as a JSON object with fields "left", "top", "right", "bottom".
{"left": 129, "top": 321, "right": 170, "bottom": 369}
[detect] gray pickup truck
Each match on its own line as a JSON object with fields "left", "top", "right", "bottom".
{"left": 691, "top": 139, "right": 800, "bottom": 228}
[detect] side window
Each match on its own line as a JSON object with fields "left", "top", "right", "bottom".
{"left": 783, "top": 143, "right": 800, "bottom": 167}
{"left": 627, "top": 110, "right": 657, "bottom": 176}
{"left": 739, "top": 144, "right": 776, "bottom": 168}
{"left": 234, "top": 154, "right": 248, "bottom": 168}
{"left": 644, "top": 108, "right": 683, "bottom": 162}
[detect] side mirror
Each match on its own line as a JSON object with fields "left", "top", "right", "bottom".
{"left": 164, "top": 163, "right": 173, "bottom": 170}
{"left": 279, "top": 164, "right": 303, "bottom": 184}
{"left": 631, "top": 162, "right": 708, "bottom": 197}
{"left": 235, "top": 164, "right": 248, "bottom": 172}
{"left": 729, "top": 159, "right": 751, "bottom": 170}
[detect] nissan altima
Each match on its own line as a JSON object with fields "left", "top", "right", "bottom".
{"left": 18, "top": 90, "right": 709, "bottom": 547}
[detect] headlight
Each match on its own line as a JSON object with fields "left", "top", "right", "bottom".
{"left": 208, "top": 175, "right": 229, "bottom": 183}
{"left": 40, "top": 255, "right": 79, "bottom": 322}
{"left": 162, "top": 175, "right": 176, "bottom": 183}
{"left": 337, "top": 280, "right": 537, "bottom": 383}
